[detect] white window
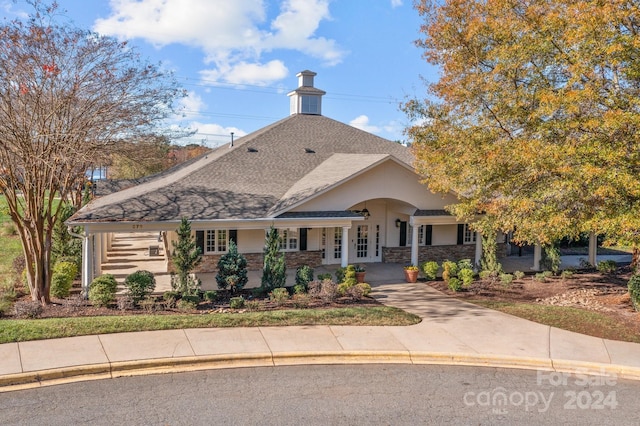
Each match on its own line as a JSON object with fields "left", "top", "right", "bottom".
{"left": 301, "top": 95, "right": 319, "bottom": 114}
{"left": 205, "top": 229, "right": 228, "bottom": 253}
{"left": 464, "top": 224, "right": 476, "bottom": 243}
{"left": 279, "top": 228, "right": 299, "bottom": 251}
{"left": 418, "top": 225, "right": 425, "bottom": 245}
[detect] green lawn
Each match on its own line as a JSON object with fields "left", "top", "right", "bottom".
{"left": 0, "top": 306, "right": 421, "bottom": 343}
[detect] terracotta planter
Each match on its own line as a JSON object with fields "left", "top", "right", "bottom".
{"left": 404, "top": 269, "right": 419, "bottom": 283}
{"left": 355, "top": 272, "right": 366, "bottom": 283}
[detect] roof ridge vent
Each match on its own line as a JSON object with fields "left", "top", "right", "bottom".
{"left": 304, "top": 148, "right": 315, "bottom": 153}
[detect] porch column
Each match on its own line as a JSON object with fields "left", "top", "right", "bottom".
{"left": 410, "top": 224, "right": 419, "bottom": 266}
{"left": 81, "top": 233, "right": 94, "bottom": 298}
{"left": 341, "top": 226, "right": 349, "bottom": 267}
{"left": 533, "top": 244, "right": 542, "bottom": 271}
{"left": 588, "top": 232, "right": 597, "bottom": 267}
{"left": 474, "top": 231, "right": 482, "bottom": 269}
{"left": 94, "top": 233, "right": 103, "bottom": 276}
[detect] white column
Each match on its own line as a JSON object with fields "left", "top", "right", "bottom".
{"left": 94, "top": 233, "right": 103, "bottom": 276}
{"left": 81, "top": 234, "right": 94, "bottom": 298}
{"left": 411, "top": 224, "right": 419, "bottom": 266}
{"left": 341, "top": 226, "right": 349, "bottom": 267}
{"left": 474, "top": 231, "right": 483, "bottom": 269}
{"left": 588, "top": 232, "right": 597, "bottom": 267}
{"left": 533, "top": 244, "right": 542, "bottom": 271}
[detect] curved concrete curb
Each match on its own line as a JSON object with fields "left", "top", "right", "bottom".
{"left": 2, "top": 351, "right": 639, "bottom": 393}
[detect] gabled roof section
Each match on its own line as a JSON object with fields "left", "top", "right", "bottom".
{"left": 268, "top": 153, "right": 390, "bottom": 216}
{"left": 68, "top": 114, "right": 414, "bottom": 224}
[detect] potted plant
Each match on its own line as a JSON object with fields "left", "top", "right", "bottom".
{"left": 404, "top": 265, "right": 419, "bottom": 283}
{"left": 354, "top": 265, "right": 366, "bottom": 283}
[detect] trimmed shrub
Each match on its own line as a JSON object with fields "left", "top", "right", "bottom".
{"left": 499, "top": 273, "right": 514, "bottom": 286}
{"left": 421, "top": 261, "right": 439, "bottom": 281}
{"left": 203, "top": 290, "right": 218, "bottom": 303}
{"left": 293, "top": 284, "right": 306, "bottom": 294}
{"left": 177, "top": 298, "right": 197, "bottom": 312}
{"left": 88, "top": 274, "right": 118, "bottom": 308}
{"left": 448, "top": 277, "right": 462, "bottom": 292}
{"left": 335, "top": 267, "right": 346, "bottom": 284}
{"left": 442, "top": 260, "right": 458, "bottom": 283}
{"left": 458, "top": 268, "right": 475, "bottom": 288}
{"left": 163, "top": 291, "right": 180, "bottom": 309}
{"left": 513, "top": 270, "right": 525, "bottom": 280}
{"left": 229, "top": 296, "right": 245, "bottom": 309}
{"left": 317, "top": 273, "right": 332, "bottom": 281}
{"left": 352, "top": 282, "right": 371, "bottom": 298}
{"left": 295, "top": 265, "right": 314, "bottom": 291}
{"left": 123, "top": 270, "right": 156, "bottom": 305}
{"left": 597, "top": 260, "right": 617, "bottom": 274}
{"left": 560, "top": 270, "right": 574, "bottom": 280}
{"left": 269, "top": 287, "right": 289, "bottom": 305}
{"left": 292, "top": 293, "right": 311, "bottom": 308}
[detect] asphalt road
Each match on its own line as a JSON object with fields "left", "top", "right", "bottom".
{"left": 1, "top": 364, "right": 639, "bottom": 425}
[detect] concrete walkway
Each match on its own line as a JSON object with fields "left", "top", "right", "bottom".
{"left": 1, "top": 280, "right": 640, "bottom": 392}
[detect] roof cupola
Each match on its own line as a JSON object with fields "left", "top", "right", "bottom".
{"left": 287, "top": 70, "right": 326, "bottom": 116}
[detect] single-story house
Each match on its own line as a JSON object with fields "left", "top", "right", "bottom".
{"left": 68, "top": 70, "right": 508, "bottom": 290}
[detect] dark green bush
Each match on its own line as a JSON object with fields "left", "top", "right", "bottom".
{"left": 203, "top": 290, "right": 218, "bottom": 302}
{"left": 88, "top": 274, "right": 118, "bottom": 307}
{"left": 317, "top": 273, "right": 332, "bottom": 281}
{"left": 50, "top": 261, "right": 78, "bottom": 299}
{"left": 229, "top": 296, "right": 245, "bottom": 309}
{"left": 335, "top": 267, "right": 346, "bottom": 283}
{"left": 123, "top": 270, "right": 156, "bottom": 304}
{"left": 216, "top": 240, "right": 248, "bottom": 294}
{"left": 295, "top": 265, "right": 314, "bottom": 290}
{"left": 628, "top": 274, "right": 640, "bottom": 312}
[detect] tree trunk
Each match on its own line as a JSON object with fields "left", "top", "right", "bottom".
{"left": 21, "top": 226, "right": 53, "bottom": 305}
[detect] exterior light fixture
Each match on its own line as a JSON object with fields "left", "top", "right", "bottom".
{"left": 395, "top": 218, "right": 401, "bottom": 228}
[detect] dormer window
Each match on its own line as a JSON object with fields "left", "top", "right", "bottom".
{"left": 301, "top": 95, "right": 319, "bottom": 114}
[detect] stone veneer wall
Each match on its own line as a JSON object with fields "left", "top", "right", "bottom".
{"left": 382, "top": 244, "right": 507, "bottom": 265}
{"left": 169, "top": 250, "right": 324, "bottom": 273}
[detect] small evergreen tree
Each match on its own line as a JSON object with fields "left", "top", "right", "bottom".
{"left": 216, "top": 240, "right": 248, "bottom": 294}
{"left": 261, "top": 226, "right": 286, "bottom": 291}
{"left": 171, "top": 217, "right": 202, "bottom": 296}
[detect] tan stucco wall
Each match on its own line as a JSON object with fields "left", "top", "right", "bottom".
{"left": 292, "top": 160, "right": 457, "bottom": 212}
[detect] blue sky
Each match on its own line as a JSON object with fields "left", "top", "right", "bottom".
{"left": 1, "top": 0, "right": 438, "bottom": 147}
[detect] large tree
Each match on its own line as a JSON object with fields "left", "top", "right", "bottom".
{"left": 0, "top": 1, "right": 184, "bottom": 303}
{"left": 405, "top": 0, "right": 640, "bottom": 248}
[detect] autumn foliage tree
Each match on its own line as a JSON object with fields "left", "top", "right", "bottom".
{"left": 0, "top": 1, "right": 184, "bottom": 304}
{"left": 405, "top": 0, "right": 640, "bottom": 251}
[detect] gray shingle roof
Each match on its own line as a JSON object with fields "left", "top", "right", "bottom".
{"left": 69, "top": 114, "right": 414, "bottom": 224}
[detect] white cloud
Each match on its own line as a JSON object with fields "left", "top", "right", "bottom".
{"left": 350, "top": 115, "right": 381, "bottom": 133}
{"left": 177, "top": 91, "right": 206, "bottom": 118}
{"left": 391, "top": 0, "right": 403, "bottom": 8}
{"left": 199, "top": 60, "right": 288, "bottom": 86}
{"left": 94, "top": 0, "right": 346, "bottom": 85}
